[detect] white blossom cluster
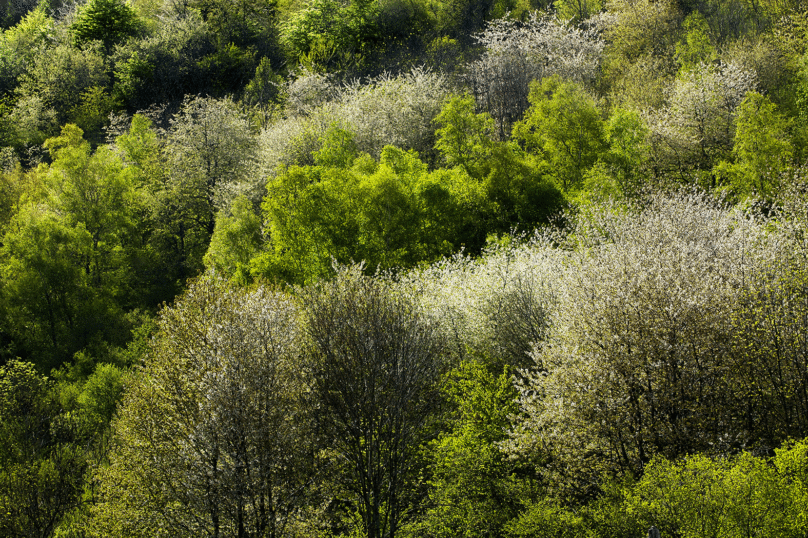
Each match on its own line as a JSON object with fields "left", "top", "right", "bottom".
{"left": 401, "top": 235, "right": 563, "bottom": 367}
{"left": 645, "top": 62, "right": 757, "bottom": 179}
{"left": 257, "top": 67, "right": 452, "bottom": 177}
{"left": 500, "top": 191, "right": 788, "bottom": 491}
{"left": 469, "top": 12, "right": 605, "bottom": 137}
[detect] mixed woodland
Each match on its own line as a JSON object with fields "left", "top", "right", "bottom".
{"left": 3, "top": 0, "right": 808, "bottom": 535}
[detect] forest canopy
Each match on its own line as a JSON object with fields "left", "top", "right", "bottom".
{"left": 2, "top": 0, "right": 808, "bottom": 535}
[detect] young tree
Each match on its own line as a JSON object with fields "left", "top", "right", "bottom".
{"left": 301, "top": 266, "right": 447, "bottom": 538}
{"left": 420, "top": 360, "right": 524, "bottom": 538}
{"left": 90, "top": 275, "right": 315, "bottom": 537}
{"left": 71, "top": 0, "right": 141, "bottom": 52}
{"left": 0, "top": 360, "right": 89, "bottom": 537}
{"left": 714, "top": 91, "right": 793, "bottom": 200}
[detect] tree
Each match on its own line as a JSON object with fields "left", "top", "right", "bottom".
{"left": 1, "top": 125, "right": 139, "bottom": 368}
{"left": 90, "top": 275, "right": 315, "bottom": 537}
{"left": 204, "top": 195, "right": 263, "bottom": 283}
{"left": 301, "top": 266, "right": 446, "bottom": 538}
{"left": 419, "top": 360, "right": 524, "bottom": 538}
{"left": 728, "top": 240, "right": 808, "bottom": 447}
{"left": 714, "top": 91, "right": 793, "bottom": 200}
{"left": 71, "top": 0, "right": 141, "bottom": 52}
{"left": 434, "top": 93, "right": 495, "bottom": 177}
{"left": 110, "top": 12, "right": 216, "bottom": 110}
{"left": 513, "top": 75, "right": 607, "bottom": 192}
{"left": 625, "top": 448, "right": 807, "bottom": 538}
{"left": 147, "top": 97, "right": 258, "bottom": 284}
{"left": 256, "top": 139, "right": 475, "bottom": 283}
{"left": 469, "top": 12, "right": 604, "bottom": 138}
{"left": 504, "top": 192, "right": 775, "bottom": 496}
{"left": 675, "top": 11, "right": 717, "bottom": 72}
{"left": 16, "top": 42, "right": 108, "bottom": 126}
{"left": 0, "top": 360, "right": 89, "bottom": 537}
{"left": 166, "top": 96, "right": 258, "bottom": 212}
{"left": 645, "top": 61, "right": 756, "bottom": 182}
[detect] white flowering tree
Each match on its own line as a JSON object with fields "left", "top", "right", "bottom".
{"left": 502, "top": 192, "right": 779, "bottom": 496}
{"left": 257, "top": 68, "right": 452, "bottom": 176}
{"left": 468, "top": 11, "right": 604, "bottom": 138}
{"left": 645, "top": 62, "right": 756, "bottom": 182}
{"left": 401, "top": 236, "right": 562, "bottom": 369}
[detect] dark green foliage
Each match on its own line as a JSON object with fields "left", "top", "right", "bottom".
{"left": 0, "top": 360, "right": 90, "bottom": 537}
{"left": 71, "top": 0, "right": 141, "bottom": 51}
{"left": 111, "top": 13, "right": 216, "bottom": 109}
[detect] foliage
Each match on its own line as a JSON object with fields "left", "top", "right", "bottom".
{"left": 90, "top": 274, "right": 314, "bottom": 537}
{"left": 434, "top": 92, "right": 495, "bottom": 176}
{"left": 401, "top": 236, "right": 560, "bottom": 368}
{"left": 337, "top": 68, "right": 451, "bottom": 163}
{"left": 258, "top": 68, "right": 450, "bottom": 176}
{"left": 645, "top": 61, "right": 756, "bottom": 182}
{"left": 504, "top": 192, "right": 777, "bottom": 496}
{"left": 166, "top": 95, "right": 258, "bottom": 211}
{"left": 0, "top": 360, "right": 91, "bottom": 537}
{"left": 15, "top": 42, "right": 108, "bottom": 127}
{"left": 1, "top": 125, "right": 139, "bottom": 368}
{"left": 419, "top": 359, "right": 525, "bottom": 538}
{"left": 71, "top": 0, "right": 141, "bottom": 51}
{"left": 675, "top": 11, "right": 717, "bottom": 72}
{"left": 714, "top": 91, "right": 793, "bottom": 200}
{"left": 111, "top": 12, "right": 216, "bottom": 110}
{"left": 625, "top": 447, "right": 808, "bottom": 538}
{"left": 469, "top": 12, "right": 604, "bottom": 138}
{"left": 513, "top": 75, "right": 607, "bottom": 192}
{"left": 300, "top": 265, "right": 446, "bottom": 538}
{"left": 0, "top": 5, "right": 53, "bottom": 97}
{"left": 204, "top": 195, "right": 263, "bottom": 283}
{"left": 256, "top": 142, "right": 472, "bottom": 283}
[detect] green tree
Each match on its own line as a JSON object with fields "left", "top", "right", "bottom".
{"left": 256, "top": 136, "right": 474, "bottom": 283}
{"left": 0, "top": 360, "right": 90, "bottom": 537}
{"left": 513, "top": 75, "right": 607, "bottom": 192}
{"left": 714, "top": 91, "right": 793, "bottom": 200}
{"left": 675, "top": 11, "right": 717, "bottom": 72}
{"left": 434, "top": 93, "right": 495, "bottom": 178}
{"left": 71, "top": 0, "right": 141, "bottom": 52}
{"left": 1, "top": 125, "right": 139, "bottom": 368}
{"left": 15, "top": 42, "right": 108, "bottom": 127}
{"left": 626, "top": 449, "right": 807, "bottom": 538}
{"left": 204, "top": 195, "right": 263, "bottom": 283}
{"left": 420, "top": 360, "right": 524, "bottom": 538}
